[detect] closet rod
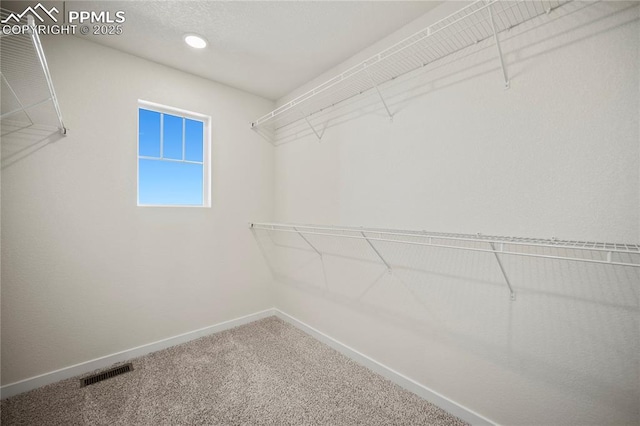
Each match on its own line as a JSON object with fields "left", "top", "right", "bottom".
{"left": 250, "top": 222, "right": 640, "bottom": 268}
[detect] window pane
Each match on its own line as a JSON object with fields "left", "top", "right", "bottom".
{"left": 139, "top": 109, "right": 160, "bottom": 157}
{"left": 185, "top": 119, "right": 203, "bottom": 162}
{"left": 139, "top": 159, "right": 203, "bottom": 205}
{"left": 163, "top": 114, "right": 183, "bottom": 160}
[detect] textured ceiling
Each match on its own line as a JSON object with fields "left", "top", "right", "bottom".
{"left": 64, "top": 1, "right": 440, "bottom": 100}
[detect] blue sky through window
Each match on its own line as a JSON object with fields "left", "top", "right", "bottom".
{"left": 139, "top": 109, "right": 161, "bottom": 157}
{"left": 138, "top": 108, "right": 205, "bottom": 206}
{"left": 163, "top": 114, "right": 183, "bottom": 160}
{"left": 185, "top": 119, "right": 204, "bottom": 162}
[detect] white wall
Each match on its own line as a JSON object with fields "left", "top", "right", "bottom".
{"left": 1, "top": 35, "right": 275, "bottom": 385}
{"left": 267, "top": 1, "right": 640, "bottom": 425}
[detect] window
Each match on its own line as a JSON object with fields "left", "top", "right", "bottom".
{"left": 137, "top": 100, "right": 211, "bottom": 207}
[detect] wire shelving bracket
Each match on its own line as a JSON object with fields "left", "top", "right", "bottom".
{"left": 300, "top": 111, "right": 323, "bottom": 141}
{"left": 251, "top": 0, "right": 570, "bottom": 142}
{"left": 1, "top": 11, "right": 67, "bottom": 135}
{"left": 488, "top": 241, "right": 515, "bottom": 300}
{"left": 364, "top": 68, "right": 393, "bottom": 121}
{"left": 293, "top": 226, "right": 323, "bottom": 258}
{"left": 488, "top": 3, "right": 510, "bottom": 89}
{"left": 250, "top": 222, "right": 640, "bottom": 301}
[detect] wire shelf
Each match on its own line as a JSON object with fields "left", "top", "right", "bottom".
{"left": 250, "top": 222, "right": 640, "bottom": 269}
{"left": 1, "top": 8, "right": 67, "bottom": 135}
{"left": 251, "top": 0, "right": 569, "bottom": 139}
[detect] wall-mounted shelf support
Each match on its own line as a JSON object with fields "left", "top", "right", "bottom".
{"left": 488, "top": 4, "right": 510, "bottom": 89}
{"left": 297, "top": 109, "right": 323, "bottom": 141}
{"left": 303, "top": 115, "right": 323, "bottom": 141}
{"left": 27, "top": 15, "right": 67, "bottom": 134}
{"left": 489, "top": 241, "right": 516, "bottom": 300}
{"left": 365, "top": 67, "right": 393, "bottom": 121}
{"left": 294, "top": 226, "right": 323, "bottom": 258}
{"left": 0, "top": 73, "right": 35, "bottom": 125}
{"left": 361, "top": 231, "right": 392, "bottom": 272}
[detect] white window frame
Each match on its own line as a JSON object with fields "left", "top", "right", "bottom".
{"left": 137, "top": 99, "right": 212, "bottom": 208}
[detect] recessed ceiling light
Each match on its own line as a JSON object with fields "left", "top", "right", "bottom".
{"left": 184, "top": 34, "right": 207, "bottom": 49}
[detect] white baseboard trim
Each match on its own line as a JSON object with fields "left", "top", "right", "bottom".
{"left": 2, "top": 306, "right": 494, "bottom": 425}
{"left": 273, "top": 308, "right": 495, "bottom": 426}
{"left": 0, "top": 308, "right": 275, "bottom": 399}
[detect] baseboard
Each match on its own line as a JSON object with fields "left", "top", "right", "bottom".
{"left": 0, "top": 308, "right": 275, "bottom": 399}
{"left": 2, "top": 307, "right": 494, "bottom": 425}
{"left": 273, "top": 308, "right": 495, "bottom": 426}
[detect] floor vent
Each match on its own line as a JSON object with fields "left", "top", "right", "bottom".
{"left": 81, "top": 363, "right": 134, "bottom": 387}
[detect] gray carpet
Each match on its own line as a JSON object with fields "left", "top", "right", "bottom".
{"left": 1, "top": 316, "right": 467, "bottom": 425}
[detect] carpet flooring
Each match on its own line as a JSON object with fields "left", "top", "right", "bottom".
{"left": 1, "top": 316, "right": 468, "bottom": 425}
